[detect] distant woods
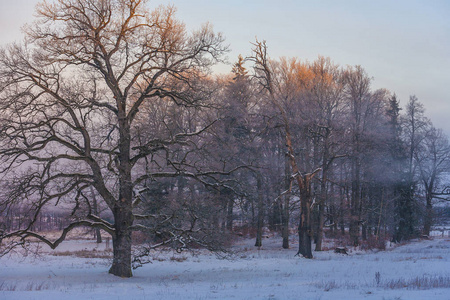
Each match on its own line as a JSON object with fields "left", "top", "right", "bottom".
{"left": 0, "top": 0, "right": 449, "bottom": 277}
{"left": 217, "top": 42, "right": 450, "bottom": 255}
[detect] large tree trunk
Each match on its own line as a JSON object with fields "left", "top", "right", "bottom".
{"left": 297, "top": 179, "right": 313, "bottom": 258}
{"left": 109, "top": 228, "right": 133, "bottom": 278}
{"left": 109, "top": 111, "right": 134, "bottom": 278}
{"left": 283, "top": 131, "right": 316, "bottom": 258}
{"left": 109, "top": 204, "right": 133, "bottom": 277}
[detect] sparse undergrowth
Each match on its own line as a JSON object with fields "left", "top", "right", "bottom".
{"left": 0, "top": 281, "right": 54, "bottom": 292}
{"left": 383, "top": 275, "right": 450, "bottom": 290}
{"left": 51, "top": 249, "right": 112, "bottom": 259}
{"left": 316, "top": 275, "right": 450, "bottom": 291}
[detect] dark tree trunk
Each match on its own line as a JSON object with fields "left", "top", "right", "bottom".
{"left": 91, "top": 187, "right": 102, "bottom": 243}
{"left": 422, "top": 182, "right": 434, "bottom": 236}
{"left": 423, "top": 200, "right": 433, "bottom": 236}
{"left": 330, "top": 204, "right": 337, "bottom": 235}
{"left": 282, "top": 151, "right": 290, "bottom": 249}
{"left": 281, "top": 194, "right": 290, "bottom": 249}
{"left": 315, "top": 165, "right": 328, "bottom": 251}
{"left": 297, "top": 177, "right": 313, "bottom": 258}
{"left": 339, "top": 168, "right": 346, "bottom": 236}
{"left": 393, "top": 184, "right": 416, "bottom": 242}
{"left": 339, "top": 189, "right": 346, "bottom": 236}
{"left": 109, "top": 110, "right": 134, "bottom": 278}
{"left": 315, "top": 203, "right": 325, "bottom": 251}
{"left": 95, "top": 228, "right": 102, "bottom": 244}
{"left": 108, "top": 205, "right": 133, "bottom": 277}
{"left": 255, "top": 175, "right": 264, "bottom": 247}
{"left": 361, "top": 223, "right": 367, "bottom": 241}
{"left": 269, "top": 200, "right": 282, "bottom": 232}
{"left": 349, "top": 218, "right": 359, "bottom": 246}
{"left": 349, "top": 158, "right": 361, "bottom": 247}
{"left": 226, "top": 196, "right": 234, "bottom": 232}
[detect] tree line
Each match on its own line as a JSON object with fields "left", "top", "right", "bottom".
{"left": 0, "top": 0, "right": 449, "bottom": 277}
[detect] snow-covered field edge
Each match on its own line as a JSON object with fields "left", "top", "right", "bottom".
{"left": 1, "top": 236, "right": 449, "bottom": 300}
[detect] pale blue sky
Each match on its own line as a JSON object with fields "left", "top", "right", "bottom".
{"left": 1, "top": 0, "right": 449, "bottom": 133}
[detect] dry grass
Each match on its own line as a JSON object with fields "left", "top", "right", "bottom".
{"left": 0, "top": 281, "right": 53, "bottom": 291}
{"left": 169, "top": 255, "right": 188, "bottom": 262}
{"left": 315, "top": 275, "right": 450, "bottom": 291}
{"left": 383, "top": 275, "right": 450, "bottom": 290}
{"left": 51, "top": 249, "right": 112, "bottom": 259}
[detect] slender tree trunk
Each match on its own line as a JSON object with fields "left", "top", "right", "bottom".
{"left": 423, "top": 196, "right": 433, "bottom": 236}
{"left": 282, "top": 151, "right": 290, "bottom": 249}
{"left": 269, "top": 200, "right": 282, "bottom": 232}
{"left": 339, "top": 186, "right": 346, "bottom": 235}
{"left": 349, "top": 217, "right": 359, "bottom": 246}
{"left": 94, "top": 229, "right": 102, "bottom": 244}
{"left": 255, "top": 174, "right": 264, "bottom": 247}
{"left": 315, "top": 203, "right": 325, "bottom": 251}
{"left": 226, "top": 197, "right": 234, "bottom": 232}
{"left": 349, "top": 157, "right": 361, "bottom": 246}
{"left": 91, "top": 187, "right": 102, "bottom": 243}
{"left": 281, "top": 194, "right": 290, "bottom": 249}
{"left": 251, "top": 195, "right": 256, "bottom": 227}
{"left": 359, "top": 190, "right": 366, "bottom": 242}
{"left": 361, "top": 223, "right": 367, "bottom": 241}
{"left": 315, "top": 161, "right": 328, "bottom": 251}
{"left": 330, "top": 204, "right": 337, "bottom": 235}
{"left": 376, "top": 189, "right": 384, "bottom": 238}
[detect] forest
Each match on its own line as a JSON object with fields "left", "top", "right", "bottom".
{"left": 0, "top": 0, "right": 449, "bottom": 279}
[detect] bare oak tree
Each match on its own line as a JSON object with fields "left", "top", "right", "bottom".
{"left": 0, "top": 0, "right": 226, "bottom": 277}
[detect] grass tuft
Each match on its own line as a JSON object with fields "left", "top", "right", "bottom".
{"left": 383, "top": 275, "right": 450, "bottom": 290}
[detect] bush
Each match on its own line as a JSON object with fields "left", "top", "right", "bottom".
{"left": 360, "top": 236, "right": 386, "bottom": 251}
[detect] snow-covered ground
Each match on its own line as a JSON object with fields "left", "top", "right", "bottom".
{"left": 1, "top": 236, "right": 449, "bottom": 300}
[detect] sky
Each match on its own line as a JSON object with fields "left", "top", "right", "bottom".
{"left": 1, "top": 0, "right": 449, "bottom": 134}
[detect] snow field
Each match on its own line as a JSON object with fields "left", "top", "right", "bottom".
{"left": 0, "top": 237, "right": 449, "bottom": 299}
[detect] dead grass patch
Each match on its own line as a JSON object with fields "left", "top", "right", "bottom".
{"left": 51, "top": 249, "right": 112, "bottom": 259}
{"left": 383, "top": 275, "right": 450, "bottom": 290}
{"left": 170, "top": 255, "right": 188, "bottom": 262}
